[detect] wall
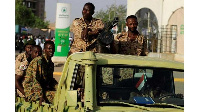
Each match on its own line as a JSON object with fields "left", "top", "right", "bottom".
{"left": 168, "top": 8, "right": 184, "bottom": 55}
{"left": 127, "top": 0, "right": 163, "bottom": 29}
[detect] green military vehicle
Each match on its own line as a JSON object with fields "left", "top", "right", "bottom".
{"left": 15, "top": 51, "right": 184, "bottom": 112}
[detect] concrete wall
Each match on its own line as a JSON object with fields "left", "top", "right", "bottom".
{"left": 127, "top": 0, "right": 163, "bottom": 29}
{"left": 168, "top": 8, "right": 184, "bottom": 55}
{"left": 148, "top": 52, "right": 184, "bottom": 63}
{"left": 162, "top": 0, "right": 184, "bottom": 25}
{"left": 127, "top": 0, "right": 183, "bottom": 27}
{"left": 127, "top": 0, "right": 184, "bottom": 26}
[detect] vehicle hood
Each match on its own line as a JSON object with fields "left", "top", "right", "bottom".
{"left": 95, "top": 106, "right": 183, "bottom": 112}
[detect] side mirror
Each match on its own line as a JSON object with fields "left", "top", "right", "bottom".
{"left": 66, "top": 90, "right": 77, "bottom": 106}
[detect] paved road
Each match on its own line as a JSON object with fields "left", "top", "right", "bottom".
{"left": 174, "top": 71, "right": 184, "bottom": 95}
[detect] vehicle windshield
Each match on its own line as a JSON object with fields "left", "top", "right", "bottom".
{"left": 96, "top": 65, "right": 183, "bottom": 106}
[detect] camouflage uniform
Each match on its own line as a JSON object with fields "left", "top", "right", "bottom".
{"left": 15, "top": 52, "right": 29, "bottom": 76}
{"left": 113, "top": 32, "right": 148, "bottom": 56}
{"left": 23, "top": 54, "right": 58, "bottom": 103}
{"left": 15, "top": 52, "right": 30, "bottom": 97}
{"left": 102, "top": 32, "right": 148, "bottom": 85}
{"left": 101, "top": 68, "right": 134, "bottom": 85}
{"left": 69, "top": 17, "right": 104, "bottom": 53}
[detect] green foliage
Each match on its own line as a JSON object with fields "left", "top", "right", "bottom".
{"left": 94, "top": 4, "right": 127, "bottom": 33}
{"left": 15, "top": 0, "right": 49, "bottom": 28}
{"left": 33, "top": 16, "right": 49, "bottom": 29}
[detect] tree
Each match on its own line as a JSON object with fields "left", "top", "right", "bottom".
{"left": 33, "top": 16, "right": 49, "bottom": 29}
{"left": 15, "top": 0, "right": 49, "bottom": 28}
{"left": 94, "top": 4, "right": 127, "bottom": 33}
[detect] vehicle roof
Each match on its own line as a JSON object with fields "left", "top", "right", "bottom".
{"left": 70, "top": 52, "right": 184, "bottom": 70}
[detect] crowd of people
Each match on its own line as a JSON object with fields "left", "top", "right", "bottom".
{"left": 16, "top": 34, "right": 55, "bottom": 53}
{"left": 15, "top": 2, "right": 148, "bottom": 105}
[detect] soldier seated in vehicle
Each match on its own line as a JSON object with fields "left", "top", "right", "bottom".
{"left": 16, "top": 45, "right": 42, "bottom": 99}
{"left": 31, "top": 45, "right": 42, "bottom": 59}
{"left": 15, "top": 39, "right": 36, "bottom": 97}
{"left": 23, "top": 41, "right": 58, "bottom": 105}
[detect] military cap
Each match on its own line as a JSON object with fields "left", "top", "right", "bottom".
{"left": 24, "top": 39, "right": 36, "bottom": 47}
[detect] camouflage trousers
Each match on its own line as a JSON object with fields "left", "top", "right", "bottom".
{"left": 24, "top": 82, "right": 57, "bottom": 103}
{"left": 25, "top": 89, "right": 56, "bottom": 103}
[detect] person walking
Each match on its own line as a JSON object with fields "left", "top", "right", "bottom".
{"left": 40, "top": 35, "right": 45, "bottom": 49}
{"left": 35, "top": 36, "right": 40, "bottom": 45}
{"left": 18, "top": 36, "right": 24, "bottom": 53}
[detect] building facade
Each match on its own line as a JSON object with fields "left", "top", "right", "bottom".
{"left": 22, "top": 0, "right": 45, "bottom": 20}
{"left": 127, "top": 0, "right": 184, "bottom": 62}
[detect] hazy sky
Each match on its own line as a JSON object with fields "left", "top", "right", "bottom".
{"left": 45, "top": 0, "right": 127, "bottom": 23}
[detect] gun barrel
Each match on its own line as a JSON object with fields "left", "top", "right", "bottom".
{"left": 107, "top": 17, "right": 119, "bottom": 30}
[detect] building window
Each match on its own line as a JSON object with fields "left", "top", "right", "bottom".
{"left": 171, "top": 25, "right": 177, "bottom": 39}
{"left": 28, "top": 2, "right": 31, "bottom": 8}
{"left": 22, "top": 1, "right": 25, "bottom": 6}
{"left": 171, "top": 25, "right": 177, "bottom": 53}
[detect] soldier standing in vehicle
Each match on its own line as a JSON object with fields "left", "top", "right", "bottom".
{"left": 23, "top": 41, "right": 58, "bottom": 104}
{"left": 112, "top": 15, "right": 148, "bottom": 56}
{"left": 68, "top": 2, "right": 104, "bottom": 56}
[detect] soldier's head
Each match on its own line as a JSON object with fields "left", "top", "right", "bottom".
{"left": 82, "top": 2, "right": 95, "bottom": 20}
{"left": 24, "top": 39, "right": 36, "bottom": 56}
{"left": 43, "top": 41, "right": 55, "bottom": 59}
{"left": 31, "top": 45, "right": 42, "bottom": 59}
{"left": 126, "top": 15, "right": 138, "bottom": 32}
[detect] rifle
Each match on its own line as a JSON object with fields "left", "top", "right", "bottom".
{"left": 86, "top": 17, "right": 119, "bottom": 53}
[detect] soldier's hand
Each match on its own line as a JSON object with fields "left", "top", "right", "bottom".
{"left": 88, "top": 29, "right": 99, "bottom": 36}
